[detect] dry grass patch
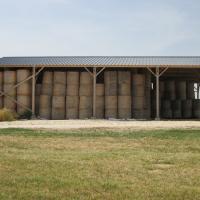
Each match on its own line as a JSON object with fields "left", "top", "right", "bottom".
{"left": 0, "top": 128, "right": 200, "bottom": 200}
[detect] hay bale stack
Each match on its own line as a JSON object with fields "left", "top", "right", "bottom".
{"left": 104, "top": 71, "right": 117, "bottom": 118}
{"left": 132, "top": 74, "right": 146, "bottom": 119}
{"left": 176, "top": 81, "right": 186, "bottom": 100}
{"left": 3, "top": 70, "right": 16, "bottom": 111}
{"left": 66, "top": 72, "right": 79, "bottom": 119}
{"left": 39, "top": 95, "right": 51, "bottom": 119}
{"left": 52, "top": 72, "right": 66, "bottom": 120}
{"left": 182, "top": 100, "right": 192, "bottom": 119}
{"left": 165, "top": 81, "right": 176, "bottom": 100}
{"left": 172, "top": 100, "right": 182, "bottom": 119}
{"left": 79, "top": 72, "right": 93, "bottom": 119}
{"left": 193, "top": 100, "right": 200, "bottom": 118}
{"left": 16, "top": 69, "right": 31, "bottom": 114}
{"left": 0, "top": 71, "right": 3, "bottom": 108}
{"left": 187, "top": 82, "right": 195, "bottom": 100}
{"left": 35, "top": 84, "right": 41, "bottom": 116}
{"left": 52, "top": 96, "right": 65, "bottom": 120}
{"left": 96, "top": 84, "right": 104, "bottom": 118}
{"left": 161, "top": 100, "right": 172, "bottom": 118}
{"left": 118, "top": 71, "right": 131, "bottom": 119}
{"left": 41, "top": 71, "right": 53, "bottom": 95}
{"left": 39, "top": 71, "right": 53, "bottom": 119}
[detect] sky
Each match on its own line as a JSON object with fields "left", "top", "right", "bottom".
{"left": 0, "top": 0, "right": 200, "bottom": 57}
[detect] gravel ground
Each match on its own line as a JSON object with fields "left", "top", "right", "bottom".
{"left": 0, "top": 119, "right": 200, "bottom": 131}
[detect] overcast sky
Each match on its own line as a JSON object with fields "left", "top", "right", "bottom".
{"left": 0, "top": 0, "right": 200, "bottom": 57}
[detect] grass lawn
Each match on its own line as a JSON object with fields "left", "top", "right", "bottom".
{"left": 0, "top": 128, "right": 200, "bottom": 200}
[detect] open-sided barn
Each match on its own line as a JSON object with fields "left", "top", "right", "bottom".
{"left": 0, "top": 56, "right": 200, "bottom": 120}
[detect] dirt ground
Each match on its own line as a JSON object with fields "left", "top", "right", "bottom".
{"left": 0, "top": 119, "right": 200, "bottom": 131}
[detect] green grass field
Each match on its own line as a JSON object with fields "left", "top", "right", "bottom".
{"left": 0, "top": 128, "right": 200, "bottom": 200}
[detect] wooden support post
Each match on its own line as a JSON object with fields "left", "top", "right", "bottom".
{"left": 32, "top": 66, "right": 36, "bottom": 117}
{"left": 93, "top": 67, "right": 97, "bottom": 118}
{"left": 155, "top": 67, "right": 160, "bottom": 120}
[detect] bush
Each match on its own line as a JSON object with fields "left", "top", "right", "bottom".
{"left": 0, "top": 108, "right": 16, "bottom": 121}
{"left": 18, "top": 110, "right": 32, "bottom": 120}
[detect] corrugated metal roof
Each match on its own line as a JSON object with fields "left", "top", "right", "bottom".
{"left": 0, "top": 56, "right": 200, "bottom": 67}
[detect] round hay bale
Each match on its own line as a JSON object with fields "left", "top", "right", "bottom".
{"left": 118, "top": 108, "right": 131, "bottom": 119}
{"left": 118, "top": 83, "right": 131, "bottom": 96}
{"left": 42, "top": 71, "right": 53, "bottom": 84}
{"left": 39, "top": 108, "right": 51, "bottom": 119}
{"left": 67, "top": 72, "right": 79, "bottom": 85}
{"left": 182, "top": 100, "right": 192, "bottom": 119}
{"left": 118, "top": 96, "right": 131, "bottom": 109}
{"left": 41, "top": 83, "right": 53, "bottom": 95}
{"left": 105, "top": 109, "right": 117, "bottom": 119}
{"left": 187, "top": 82, "right": 195, "bottom": 99}
{"left": 79, "top": 109, "right": 92, "bottom": 119}
{"left": 66, "top": 96, "right": 79, "bottom": 109}
{"left": 66, "top": 108, "right": 79, "bottom": 119}
{"left": 193, "top": 100, "right": 200, "bottom": 118}
{"left": 104, "top": 71, "right": 117, "bottom": 96}
{"left": 132, "top": 74, "right": 145, "bottom": 86}
{"left": 66, "top": 96, "right": 79, "bottom": 119}
{"left": 176, "top": 81, "right": 186, "bottom": 100}
{"left": 52, "top": 108, "right": 65, "bottom": 120}
{"left": 162, "top": 100, "right": 171, "bottom": 110}
{"left": 54, "top": 72, "right": 67, "bottom": 85}
{"left": 17, "top": 83, "right": 31, "bottom": 95}
{"left": 96, "top": 84, "right": 104, "bottom": 96}
{"left": 79, "top": 84, "right": 93, "bottom": 96}
{"left": 118, "top": 71, "right": 131, "bottom": 84}
{"left": 4, "top": 71, "right": 16, "bottom": 84}
{"left": 36, "top": 84, "right": 42, "bottom": 96}
{"left": 105, "top": 96, "right": 117, "bottom": 109}
{"left": 52, "top": 96, "right": 65, "bottom": 109}
{"left": 39, "top": 95, "right": 51, "bottom": 109}
{"left": 53, "top": 83, "right": 66, "bottom": 96}
{"left": 79, "top": 96, "right": 92, "bottom": 109}
{"left": 3, "top": 98, "right": 16, "bottom": 111}
{"left": 172, "top": 100, "right": 181, "bottom": 110}
{"left": 17, "top": 95, "right": 31, "bottom": 114}
{"left": 96, "top": 96, "right": 104, "bottom": 119}
{"left": 132, "top": 85, "right": 145, "bottom": 97}
{"left": 66, "top": 85, "right": 79, "bottom": 96}
{"left": 80, "top": 72, "right": 92, "bottom": 85}
{"left": 17, "top": 69, "right": 30, "bottom": 82}
{"left": 132, "top": 96, "right": 145, "bottom": 110}
{"left": 133, "top": 109, "right": 145, "bottom": 119}
{"left": 164, "top": 81, "right": 176, "bottom": 100}
{"left": 4, "top": 83, "right": 16, "bottom": 96}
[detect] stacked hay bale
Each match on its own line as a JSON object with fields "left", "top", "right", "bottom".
{"left": 172, "top": 100, "right": 182, "bottom": 119}
{"left": 96, "top": 84, "right": 105, "bottom": 118}
{"left": 117, "top": 71, "right": 131, "bottom": 119}
{"left": 35, "top": 84, "right": 41, "bottom": 116}
{"left": 144, "top": 70, "right": 152, "bottom": 119}
{"left": 132, "top": 74, "right": 146, "bottom": 119}
{"left": 182, "top": 100, "right": 192, "bottom": 118}
{"left": 79, "top": 72, "right": 93, "bottom": 119}
{"left": 161, "top": 81, "right": 175, "bottom": 119}
{"left": 16, "top": 69, "right": 31, "bottom": 115}
{"left": 104, "top": 71, "right": 118, "bottom": 118}
{"left": 0, "top": 71, "right": 3, "bottom": 108}
{"left": 66, "top": 72, "right": 79, "bottom": 119}
{"left": 52, "top": 72, "right": 66, "bottom": 120}
{"left": 39, "top": 71, "right": 53, "bottom": 119}
{"left": 193, "top": 100, "right": 200, "bottom": 118}
{"left": 3, "top": 70, "right": 16, "bottom": 112}
{"left": 176, "top": 81, "right": 186, "bottom": 100}
{"left": 187, "top": 81, "right": 195, "bottom": 100}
